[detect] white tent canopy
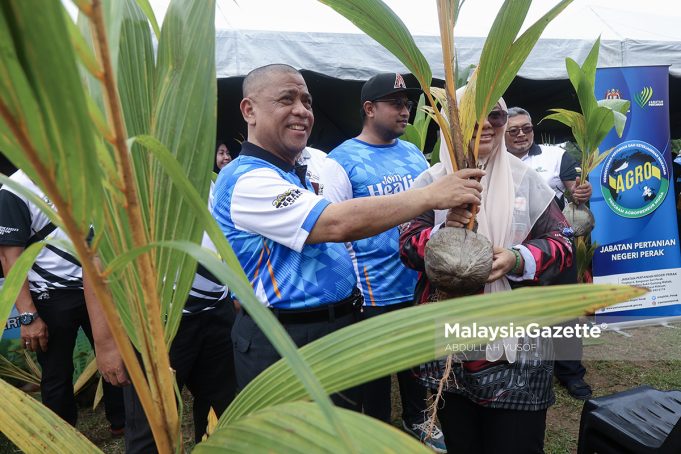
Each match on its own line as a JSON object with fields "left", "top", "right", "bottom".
{"left": 214, "top": 30, "right": 681, "bottom": 80}
{"left": 201, "top": 0, "right": 681, "bottom": 80}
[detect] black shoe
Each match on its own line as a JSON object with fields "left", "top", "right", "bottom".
{"left": 565, "top": 379, "right": 593, "bottom": 400}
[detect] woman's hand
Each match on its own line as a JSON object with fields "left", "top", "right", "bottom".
{"left": 487, "top": 246, "right": 522, "bottom": 282}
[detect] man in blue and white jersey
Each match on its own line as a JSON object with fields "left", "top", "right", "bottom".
{"left": 211, "top": 64, "right": 485, "bottom": 397}
{"left": 320, "top": 73, "right": 444, "bottom": 452}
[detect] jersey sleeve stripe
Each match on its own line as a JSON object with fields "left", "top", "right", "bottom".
{"left": 301, "top": 198, "right": 330, "bottom": 233}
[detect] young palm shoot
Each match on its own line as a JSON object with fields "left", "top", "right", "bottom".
{"left": 544, "top": 37, "right": 630, "bottom": 236}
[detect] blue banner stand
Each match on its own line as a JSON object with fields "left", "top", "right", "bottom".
{"left": 591, "top": 65, "right": 681, "bottom": 328}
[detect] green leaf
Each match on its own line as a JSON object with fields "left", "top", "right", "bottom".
{"left": 585, "top": 106, "right": 615, "bottom": 156}
{"left": 62, "top": 7, "right": 101, "bottom": 78}
{"left": 0, "top": 379, "right": 102, "bottom": 453}
{"left": 0, "top": 354, "right": 40, "bottom": 386}
{"left": 401, "top": 124, "right": 424, "bottom": 151}
{"left": 575, "top": 68, "right": 599, "bottom": 124}
{"left": 150, "top": 0, "right": 218, "bottom": 339}
{"left": 580, "top": 36, "right": 601, "bottom": 91}
{"left": 476, "top": 0, "right": 532, "bottom": 116}
{"left": 598, "top": 99, "right": 631, "bottom": 137}
{"left": 598, "top": 98, "right": 631, "bottom": 116}
{"left": 134, "top": 0, "right": 161, "bottom": 38}
{"left": 221, "top": 284, "right": 644, "bottom": 424}
{"left": 430, "top": 134, "right": 442, "bottom": 164}
{"left": 0, "top": 242, "right": 46, "bottom": 341}
{"left": 317, "top": 0, "right": 432, "bottom": 88}
{"left": 542, "top": 109, "right": 587, "bottom": 153}
{"left": 196, "top": 401, "right": 430, "bottom": 453}
{"left": 0, "top": 1, "right": 102, "bottom": 239}
{"left": 475, "top": 0, "right": 572, "bottom": 119}
{"left": 565, "top": 57, "right": 582, "bottom": 95}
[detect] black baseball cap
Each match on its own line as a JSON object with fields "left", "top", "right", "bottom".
{"left": 360, "top": 73, "right": 422, "bottom": 104}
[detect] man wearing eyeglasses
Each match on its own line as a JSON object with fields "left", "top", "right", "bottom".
{"left": 505, "top": 106, "right": 594, "bottom": 402}
{"left": 505, "top": 107, "right": 592, "bottom": 208}
{"left": 320, "top": 73, "right": 446, "bottom": 453}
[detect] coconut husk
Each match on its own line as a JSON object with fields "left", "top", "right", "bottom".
{"left": 425, "top": 227, "right": 493, "bottom": 295}
{"left": 562, "top": 202, "right": 595, "bottom": 237}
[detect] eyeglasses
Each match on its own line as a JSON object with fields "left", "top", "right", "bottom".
{"left": 506, "top": 125, "right": 534, "bottom": 136}
{"left": 486, "top": 110, "right": 508, "bottom": 127}
{"left": 372, "top": 98, "right": 415, "bottom": 111}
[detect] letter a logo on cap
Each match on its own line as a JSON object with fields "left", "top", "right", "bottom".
{"left": 394, "top": 73, "right": 406, "bottom": 89}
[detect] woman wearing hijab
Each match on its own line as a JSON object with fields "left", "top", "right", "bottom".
{"left": 399, "top": 93, "right": 574, "bottom": 454}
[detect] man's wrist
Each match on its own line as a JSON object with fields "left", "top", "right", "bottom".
{"left": 18, "top": 311, "right": 40, "bottom": 326}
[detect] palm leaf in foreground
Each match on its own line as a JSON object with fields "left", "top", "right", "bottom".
{"left": 219, "top": 284, "right": 644, "bottom": 424}
{"left": 195, "top": 401, "right": 430, "bottom": 454}
{"left": 0, "top": 379, "right": 102, "bottom": 453}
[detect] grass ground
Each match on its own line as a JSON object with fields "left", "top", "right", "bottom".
{"left": 1, "top": 322, "right": 680, "bottom": 453}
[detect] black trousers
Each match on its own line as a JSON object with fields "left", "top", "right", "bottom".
{"left": 357, "top": 303, "right": 428, "bottom": 424}
{"left": 437, "top": 391, "right": 547, "bottom": 454}
{"left": 33, "top": 289, "right": 124, "bottom": 428}
{"left": 551, "top": 248, "right": 588, "bottom": 384}
{"left": 553, "top": 331, "right": 587, "bottom": 384}
{"left": 124, "top": 301, "right": 236, "bottom": 454}
{"left": 231, "top": 304, "right": 360, "bottom": 409}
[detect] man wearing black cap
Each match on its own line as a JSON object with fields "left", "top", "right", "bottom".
{"left": 320, "top": 73, "right": 446, "bottom": 452}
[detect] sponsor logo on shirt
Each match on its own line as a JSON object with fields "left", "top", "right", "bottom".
{"left": 273, "top": 189, "right": 303, "bottom": 208}
{"left": 534, "top": 166, "right": 547, "bottom": 173}
{"left": 367, "top": 174, "right": 415, "bottom": 196}
{"left": 0, "top": 226, "right": 20, "bottom": 236}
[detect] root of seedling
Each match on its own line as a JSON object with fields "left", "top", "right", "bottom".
{"left": 424, "top": 354, "right": 457, "bottom": 441}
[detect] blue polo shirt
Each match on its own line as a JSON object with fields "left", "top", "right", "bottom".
{"left": 322, "top": 138, "right": 429, "bottom": 306}
{"left": 212, "top": 142, "right": 356, "bottom": 309}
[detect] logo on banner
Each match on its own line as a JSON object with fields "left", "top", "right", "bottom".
{"left": 634, "top": 86, "right": 663, "bottom": 108}
{"left": 605, "top": 89, "right": 622, "bottom": 99}
{"left": 635, "top": 87, "right": 653, "bottom": 108}
{"left": 601, "top": 140, "right": 669, "bottom": 218}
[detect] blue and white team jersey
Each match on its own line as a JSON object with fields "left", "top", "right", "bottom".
{"left": 212, "top": 142, "right": 356, "bottom": 309}
{"left": 322, "top": 138, "right": 429, "bottom": 306}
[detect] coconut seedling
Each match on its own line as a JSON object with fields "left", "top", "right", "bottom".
{"left": 544, "top": 37, "right": 630, "bottom": 236}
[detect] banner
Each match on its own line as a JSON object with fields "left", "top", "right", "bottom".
{"left": 591, "top": 65, "right": 681, "bottom": 326}
{"left": 1, "top": 278, "right": 21, "bottom": 340}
